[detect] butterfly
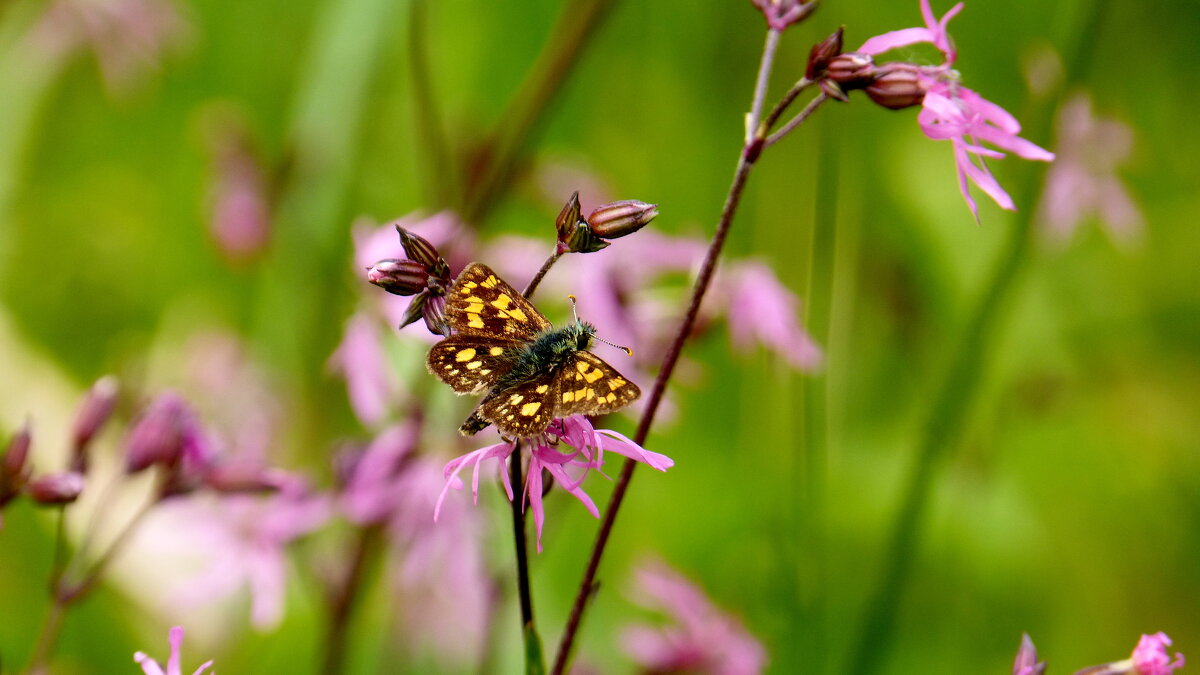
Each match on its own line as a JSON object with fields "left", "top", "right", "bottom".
{"left": 427, "top": 262, "right": 641, "bottom": 438}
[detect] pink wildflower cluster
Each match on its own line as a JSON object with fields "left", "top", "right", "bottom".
{"left": 621, "top": 560, "right": 767, "bottom": 674}
{"left": 134, "top": 626, "right": 212, "bottom": 675}
{"left": 810, "top": 0, "right": 1056, "bottom": 220}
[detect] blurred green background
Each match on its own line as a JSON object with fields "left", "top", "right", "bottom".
{"left": 1, "top": 0, "right": 1197, "bottom": 673}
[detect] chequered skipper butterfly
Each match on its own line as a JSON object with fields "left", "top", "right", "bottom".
{"left": 427, "top": 262, "right": 641, "bottom": 438}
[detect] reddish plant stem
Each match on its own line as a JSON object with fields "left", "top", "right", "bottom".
{"left": 551, "top": 148, "right": 759, "bottom": 674}
{"left": 508, "top": 442, "right": 535, "bottom": 630}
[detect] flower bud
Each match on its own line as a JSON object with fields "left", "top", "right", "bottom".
{"left": 826, "top": 53, "right": 876, "bottom": 89}
{"left": 26, "top": 472, "right": 85, "bottom": 505}
{"left": 1, "top": 422, "right": 33, "bottom": 504}
{"left": 396, "top": 225, "right": 442, "bottom": 271}
{"left": 806, "top": 27, "right": 844, "bottom": 80}
{"left": 865, "top": 69, "right": 928, "bottom": 110}
{"left": 422, "top": 293, "right": 450, "bottom": 337}
{"left": 125, "top": 394, "right": 189, "bottom": 473}
{"left": 587, "top": 200, "right": 659, "bottom": 239}
{"left": 367, "top": 259, "right": 429, "bottom": 296}
{"left": 751, "top": 0, "right": 817, "bottom": 31}
{"left": 204, "top": 463, "right": 290, "bottom": 494}
{"left": 70, "top": 376, "right": 119, "bottom": 472}
{"left": 556, "top": 191, "right": 583, "bottom": 241}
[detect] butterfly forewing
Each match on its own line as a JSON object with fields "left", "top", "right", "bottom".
{"left": 556, "top": 351, "right": 641, "bottom": 417}
{"left": 445, "top": 263, "right": 550, "bottom": 339}
{"left": 474, "top": 373, "right": 561, "bottom": 438}
{"left": 426, "top": 335, "right": 522, "bottom": 394}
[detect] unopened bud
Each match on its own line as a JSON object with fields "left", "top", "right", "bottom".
{"left": 26, "top": 472, "right": 85, "bottom": 505}
{"left": 1, "top": 422, "right": 33, "bottom": 503}
{"left": 367, "top": 259, "right": 429, "bottom": 296}
{"left": 555, "top": 191, "right": 583, "bottom": 241}
{"left": 422, "top": 293, "right": 450, "bottom": 337}
{"left": 587, "top": 200, "right": 658, "bottom": 239}
{"left": 396, "top": 226, "right": 442, "bottom": 270}
{"left": 826, "top": 53, "right": 876, "bottom": 89}
{"left": 204, "top": 463, "right": 289, "bottom": 494}
{"left": 865, "top": 69, "right": 928, "bottom": 110}
{"left": 70, "top": 376, "right": 119, "bottom": 471}
{"left": 806, "top": 27, "right": 844, "bottom": 80}
{"left": 125, "top": 394, "right": 188, "bottom": 473}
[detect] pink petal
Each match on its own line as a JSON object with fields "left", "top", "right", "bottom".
{"left": 858, "top": 27, "right": 935, "bottom": 55}
{"left": 597, "top": 429, "right": 675, "bottom": 471}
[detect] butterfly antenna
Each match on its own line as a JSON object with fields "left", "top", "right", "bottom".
{"left": 568, "top": 294, "right": 633, "bottom": 356}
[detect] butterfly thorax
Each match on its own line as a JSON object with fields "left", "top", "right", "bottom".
{"left": 496, "top": 321, "right": 595, "bottom": 391}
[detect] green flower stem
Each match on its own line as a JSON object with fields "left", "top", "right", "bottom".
{"left": 846, "top": 4, "right": 1110, "bottom": 673}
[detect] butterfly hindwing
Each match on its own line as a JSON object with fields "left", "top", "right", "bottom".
{"left": 556, "top": 351, "right": 641, "bottom": 417}
{"left": 427, "top": 335, "right": 522, "bottom": 395}
{"left": 473, "top": 373, "right": 561, "bottom": 438}
{"left": 445, "top": 263, "right": 550, "bottom": 339}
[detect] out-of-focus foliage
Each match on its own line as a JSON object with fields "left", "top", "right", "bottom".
{"left": 1, "top": 0, "right": 1197, "bottom": 672}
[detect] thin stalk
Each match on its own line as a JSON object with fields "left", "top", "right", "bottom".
{"left": 845, "top": 4, "right": 1109, "bottom": 671}
{"left": 745, "top": 29, "right": 782, "bottom": 144}
{"left": 552, "top": 152, "right": 758, "bottom": 675}
{"left": 766, "top": 93, "right": 829, "bottom": 147}
{"left": 508, "top": 444, "right": 543, "bottom": 675}
{"left": 523, "top": 251, "right": 564, "bottom": 299}
{"left": 320, "top": 525, "right": 385, "bottom": 675}
{"left": 462, "top": 0, "right": 616, "bottom": 224}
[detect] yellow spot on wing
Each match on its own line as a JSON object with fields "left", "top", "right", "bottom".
{"left": 605, "top": 393, "right": 616, "bottom": 403}
{"left": 467, "top": 315, "right": 484, "bottom": 329}
{"left": 562, "top": 391, "right": 574, "bottom": 403}
{"left": 576, "top": 362, "right": 589, "bottom": 374}
{"left": 609, "top": 378, "right": 626, "bottom": 390}
{"left": 584, "top": 369, "right": 604, "bottom": 383}
{"left": 508, "top": 308, "right": 528, "bottom": 322}
{"left": 536, "top": 384, "right": 549, "bottom": 394}
{"left": 489, "top": 347, "right": 504, "bottom": 356}
{"left": 509, "top": 394, "right": 524, "bottom": 404}
{"left": 464, "top": 302, "right": 484, "bottom": 313}
{"left": 520, "top": 402, "right": 541, "bottom": 416}
{"left": 466, "top": 361, "right": 483, "bottom": 370}
{"left": 456, "top": 348, "right": 476, "bottom": 362}
{"left": 481, "top": 276, "right": 498, "bottom": 288}
{"left": 491, "top": 294, "right": 512, "bottom": 310}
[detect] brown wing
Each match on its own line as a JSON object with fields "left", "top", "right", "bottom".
{"left": 467, "top": 372, "right": 560, "bottom": 438}
{"left": 556, "top": 351, "right": 641, "bottom": 417}
{"left": 445, "top": 263, "right": 550, "bottom": 339}
{"left": 427, "top": 335, "right": 523, "bottom": 395}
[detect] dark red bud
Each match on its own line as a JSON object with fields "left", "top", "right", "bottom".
{"left": 204, "top": 463, "right": 289, "bottom": 494}
{"left": 70, "top": 376, "right": 119, "bottom": 472}
{"left": 587, "top": 200, "right": 658, "bottom": 239}
{"left": 826, "top": 52, "right": 876, "bottom": 89}
{"left": 422, "top": 293, "right": 450, "bottom": 337}
{"left": 556, "top": 191, "right": 583, "bottom": 241}
{"left": 395, "top": 226, "right": 442, "bottom": 270}
{"left": 1, "top": 422, "right": 33, "bottom": 503}
{"left": 125, "top": 395, "right": 188, "bottom": 473}
{"left": 367, "top": 259, "right": 429, "bottom": 296}
{"left": 806, "top": 27, "right": 845, "bottom": 80}
{"left": 398, "top": 290, "right": 429, "bottom": 331}
{"left": 865, "top": 70, "right": 928, "bottom": 110}
{"left": 26, "top": 472, "right": 85, "bottom": 505}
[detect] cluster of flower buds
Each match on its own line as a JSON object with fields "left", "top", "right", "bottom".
{"left": 555, "top": 191, "right": 659, "bottom": 254}
{"left": 0, "top": 422, "right": 86, "bottom": 518}
{"left": 367, "top": 226, "right": 453, "bottom": 336}
{"left": 124, "top": 391, "right": 291, "bottom": 499}
{"left": 806, "top": 28, "right": 927, "bottom": 110}
{"left": 750, "top": 0, "right": 818, "bottom": 31}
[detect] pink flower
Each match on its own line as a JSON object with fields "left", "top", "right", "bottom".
{"left": 918, "top": 83, "right": 1055, "bottom": 219}
{"left": 858, "top": 0, "right": 1054, "bottom": 220}
{"left": 859, "top": 0, "right": 963, "bottom": 63}
{"left": 1132, "top": 633, "right": 1185, "bottom": 675}
{"left": 1073, "top": 632, "right": 1186, "bottom": 675}
{"left": 33, "top": 0, "right": 189, "bottom": 96}
{"left": 723, "top": 261, "right": 822, "bottom": 371}
{"left": 620, "top": 560, "right": 766, "bottom": 675}
{"left": 434, "top": 416, "right": 672, "bottom": 552}
{"left": 1037, "top": 93, "right": 1143, "bottom": 246}
{"left": 155, "top": 486, "right": 331, "bottom": 628}
{"left": 340, "top": 422, "right": 419, "bottom": 525}
{"left": 329, "top": 312, "right": 401, "bottom": 426}
{"left": 206, "top": 118, "right": 271, "bottom": 262}
{"left": 133, "top": 626, "right": 213, "bottom": 675}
